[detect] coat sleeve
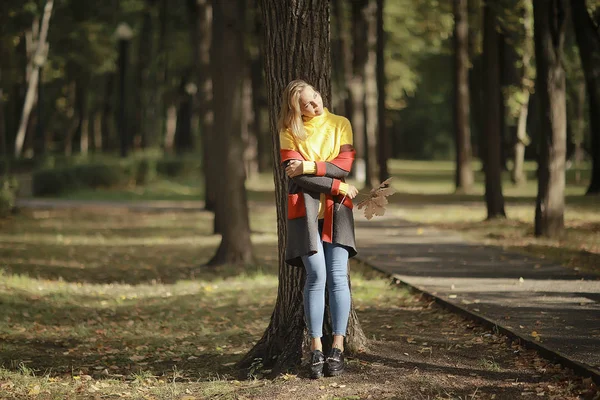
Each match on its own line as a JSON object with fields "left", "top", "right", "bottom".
{"left": 283, "top": 159, "right": 346, "bottom": 196}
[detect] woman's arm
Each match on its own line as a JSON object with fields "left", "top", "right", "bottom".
{"left": 283, "top": 159, "right": 349, "bottom": 196}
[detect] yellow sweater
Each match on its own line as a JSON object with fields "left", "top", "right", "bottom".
{"left": 280, "top": 108, "right": 353, "bottom": 218}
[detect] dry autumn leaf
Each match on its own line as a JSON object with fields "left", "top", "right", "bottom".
{"left": 355, "top": 178, "right": 396, "bottom": 220}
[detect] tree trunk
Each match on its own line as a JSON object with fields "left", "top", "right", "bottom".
{"left": 188, "top": 0, "right": 216, "bottom": 211}
{"left": 482, "top": 1, "right": 506, "bottom": 219}
{"left": 0, "top": 84, "right": 6, "bottom": 175}
{"left": 250, "top": 46, "right": 270, "bottom": 172}
{"left": 243, "top": 73, "right": 259, "bottom": 180}
{"left": 533, "top": 0, "right": 567, "bottom": 237}
{"left": 376, "top": 0, "right": 389, "bottom": 183}
{"left": 453, "top": 0, "right": 475, "bottom": 194}
{"left": 512, "top": 0, "right": 534, "bottom": 185}
{"left": 175, "top": 73, "right": 194, "bottom": 155}
{"left": 571, "top": 0, "right": 600, "bottom": 195}
{"left": 14, "top": 0, "right": 53, "bottom": 158}
{"left": 163, "top": 104, "right": 177, "bottom": 153}
{"left": 349, "top": 0, "right": 368, "bottom": 187}
{"left": 239, "top": 0, "right": 367, "bottom": 375}
{"left": 135, "top": 1, "right": 154, "bottom": 149}
{"left": 332, "top": 0, "right": 354, "bottom": 119}
{"left": 364, "top": 0, "right": 379, "bottom": 188}
{"left": 77, "top": 82, "right": 89, "bottom": 156}
{"left": 207, "top": 0, "right": 253, "bottom": 266}
{"left": 101, "top": 73, "right": 115, "bottom": 152}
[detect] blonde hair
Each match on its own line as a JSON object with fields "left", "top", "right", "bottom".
{"left": 277, "top": 79, "right": 314, "bottom": 141}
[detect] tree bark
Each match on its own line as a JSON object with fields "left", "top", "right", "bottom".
{"left": 512, "top": 0, "right": 534, "bottom": 185}
{"left": 364, "top": 0, "right": 379, "bottom": 188}
{"left": 376, "top": 0, "right": 389, "bottom": 183}
{"left": 14, "top": 0, "right": 53, "bottom": 158}
{"left": 243, "top": 71, "right": 259, "bottom": 179}
{"left": 239, "top": 0, "right": 367, "bottom": 375}
{"left": 174, "top": 73, "right": 194, "bottom": 155}
{"left": 533, "top": 0, "right": 567, "bottom": 237}
{"left": 482, "top": 1, "right": 506, "bottom": 219}
{"left": 207, "top": 0, "right": 253, "bottom": 266}
{"left": 349, "top": 0, "right": 368, "bottom": 186}
{"left": 453, "top": 0, "right": 475, "bottom": 194}
{"left": 571, "top": 0, "right": 600, "bottom": 195}
{"left": 188, "top": 0, "right": 216, "bottom": 211}
{"left": 135, "top": 1, "right": 155, "bottom": 149}
{"left": 332, "top": 0, "right": 354, "bottom": 119}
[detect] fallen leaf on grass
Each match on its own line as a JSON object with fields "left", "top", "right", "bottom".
{"left": 28, "top": 385, "right": 41, "bottom": 396}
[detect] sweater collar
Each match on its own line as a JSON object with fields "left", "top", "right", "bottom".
{"left": 302, "top": 107, "right": 329, "bottom": 127}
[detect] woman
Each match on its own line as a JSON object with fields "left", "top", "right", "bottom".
{"left": 278, "top": 79, "right": 359, "bottom": 379}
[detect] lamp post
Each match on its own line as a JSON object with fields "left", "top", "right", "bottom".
{"left": 114, "top": 22, "right": 134, "bottom": 158}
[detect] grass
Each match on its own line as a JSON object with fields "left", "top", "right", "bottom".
{"left": 0, "top": 207, "right": 401, "bottom": 399}
{"left": 1, "top": 207, "right": 598, "bottom": 399}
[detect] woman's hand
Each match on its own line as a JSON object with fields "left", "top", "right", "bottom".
{"left": 285, "top": 160, "right": 304, "bottom": 178}
{"left": 345, "top": 184, "right": 359, "bottom": 199}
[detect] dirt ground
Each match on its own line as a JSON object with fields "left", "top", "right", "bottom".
{"left": 234, "top": 288, "right": 600, "bottom": 400}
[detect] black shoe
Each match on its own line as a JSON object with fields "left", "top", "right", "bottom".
{"left": 309, "top": 350, "right": 325, "bottom": 379}
{"left": 325, "top": 347, "right": 345, "bottom": 377}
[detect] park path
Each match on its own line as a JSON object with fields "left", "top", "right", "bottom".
{"left": 354, "top": 213, "right": 600, "bottom": 384}
{"left": 14, "top": 197, "right": 600, "bottom": 384}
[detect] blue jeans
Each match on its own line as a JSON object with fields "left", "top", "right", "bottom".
{"left": 301, "top": 230, "right": 351, "bottom": 338}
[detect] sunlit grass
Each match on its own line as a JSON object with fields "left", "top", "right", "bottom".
{"left": 0, "top": 207, "right": 412, "bottom": 399}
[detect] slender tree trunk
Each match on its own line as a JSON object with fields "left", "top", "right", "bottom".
{"left": 188, "top": 0, "right": 216, "bottom": 211}
{"left": 250, "top": 40, "right": 270, "bottom": 172}
{"left": 174, "top": 75, "right": 194, "bottom": 155}
{"left": 207, "top": 0, "right": 253, "bottom": 266}
{"left": 512, "top": 0, "right": 534, "bottom": 185}
{"left": 77, "top": 82, "right": 89, "bottom": 156}
{"left": 0, "top": 82, "right": 6, "bottom": 176}
{"left": 376, "top": 0, "right": 389, "bottom": 183}
{"left": 164, "top": 104, "right": 177, "bottom": 153}
{"left": 239, "top": 0, "right": 367, "bottom": 375}
{"left": 93, "top": 110, "right": 103, "bottom": 152}
{"left": 349, "top": 0, "right": 368, "bottom": 186}
{"left": 482, "top": 1, "right": 506, "bottom": 219}
{"left": 573, "top": 82, "right": 586, "bottom": 184}
{"left": 364, "top": 0, "right": 379, "bottom": 188}
{"left": 533, "top": 0, "right": 567, "bottom": 237}
{"left": 571, "top": 0, "right": 600, "bottom": 195}
{"left": 101, "top": 74, "right": 115, "bottom": 152}
{"left": 332, "top": 0, "right": 354, "bottom": 118}
{"left": 453, "top": 0, "right": 475, "bottom": 194}
{"left": 14, "top": 0, "right": 53, "bottom": 158}
{"left": 135, "top": 1, "right": 154, "bottom": 149}
{"left": 243, "top": 73, "right": 259, "bottom": 180}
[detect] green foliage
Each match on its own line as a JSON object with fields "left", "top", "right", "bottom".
{"left": 31, "top": 155, "right": 202, "bottom": 196}
{"left": 383, "top": 0, "right": 454, "bottom": 109}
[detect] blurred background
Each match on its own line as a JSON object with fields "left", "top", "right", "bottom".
{"left": 0, "top": 0, "right": 598, "bottom": 245}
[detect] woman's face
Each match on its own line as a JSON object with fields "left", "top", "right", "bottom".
{"left": 299, "top": 86, "right": 324, "bottom": 118}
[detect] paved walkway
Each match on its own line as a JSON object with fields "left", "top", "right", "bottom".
{"left": 14, "top": 198, "right": 600, "bottom": 383}
{"left": 354, "top": 214, "right": 600, "bottom": 383}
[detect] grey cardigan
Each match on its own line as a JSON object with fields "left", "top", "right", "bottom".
{"left": 282, "top": 159, "right": 358, "bottom": 267}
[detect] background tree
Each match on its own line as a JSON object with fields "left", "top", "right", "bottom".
{"left": 239, "top": 0, "right": 367, "bottom": 374}
{"left": 453, "top": 0, "right": 474, "bottom": 194}
{"left": 571, "top": 0, "right": 600, "bottom": 195}
{"left": 533, "top": 0, "right": 568, "bottom": 237}
{"left": 376, "top": 0, "right": 389, "bottom": 183}
{"left": 206, "top": 0, "right": 253, "bottom": 265}
{"left": 482, "top": 0, "right": 506, "bottom": 219}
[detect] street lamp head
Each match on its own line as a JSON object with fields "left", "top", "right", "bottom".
{"left": 114, "top": 22, "right": 134, "bottom": 41}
